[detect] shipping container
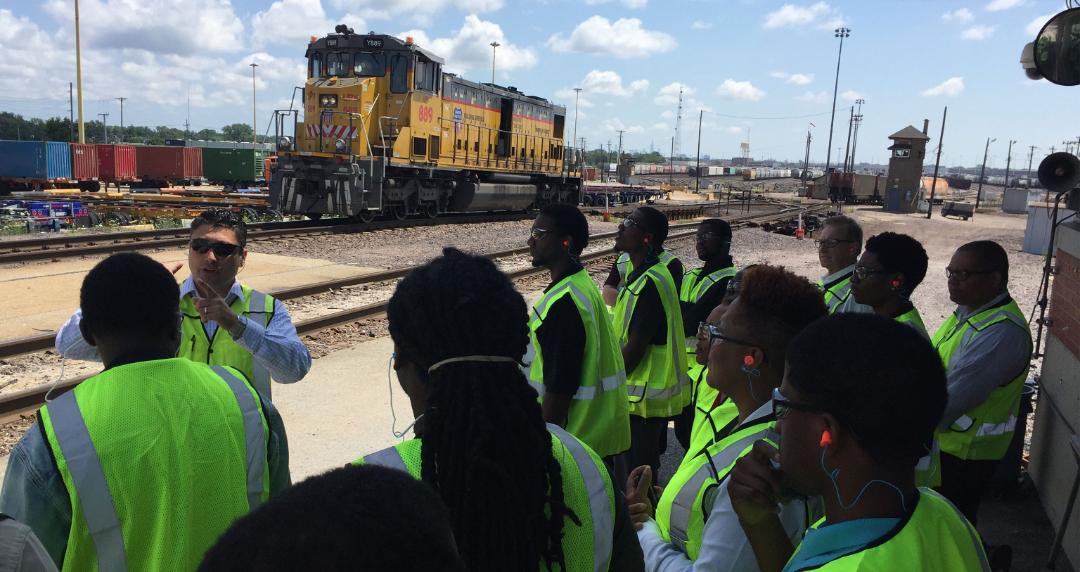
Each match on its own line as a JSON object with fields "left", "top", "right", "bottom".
{"left": 0, "top": 141, "right": 72, "bottom": 181}
{"left": 135, "top": 146, "right": 203, "bottom": 185}
{"left": 97, "top": 144, "right": 138, "bottom": 182}
{"left": 70, "top": 143, "right": 100, "bottom": 181}
{"left": 202, "top": 148, "right": 268, "bottom": 186}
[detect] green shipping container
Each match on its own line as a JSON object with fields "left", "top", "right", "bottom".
{"left": 202, "top": 148, "right": 269, "bottom": 186}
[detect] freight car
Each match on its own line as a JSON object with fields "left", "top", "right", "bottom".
{"left": 202, "top": 148, "right": 269, "bottom": 190}
{"left": 0, "top": 141, "right": 72, "bottom": 194}
{"left": 269, "top": 27, "right": 580, "bottom": 221}
{"left": 742, "top": 167, "right": 791, "bottom": 180}
{"left": 135, "top": 146, "right": 203, "bottom": 188}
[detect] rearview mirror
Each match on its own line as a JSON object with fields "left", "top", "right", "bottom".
{"left": 1034, "top": 8, "right": 1080, "bottom": 86}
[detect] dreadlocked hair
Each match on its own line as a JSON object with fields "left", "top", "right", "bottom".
{"left": 386, "top": 247, "right": 575, "bottom": 572}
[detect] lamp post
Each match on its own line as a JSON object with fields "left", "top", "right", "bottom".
{"left": 824, "top": 27, "right": 850, "bottom": 191}
{"left": 489, "top": 41, "right": 500, "bottom": 84}
{"left": 572, "top": 87, "right": 582, "bottom": 168}
{"left": 116, "top": 97, "right": 126, "bottom": 143}
{"left": 975, "top": 137, "right": 995, "bottom": 210}
{"left": 75, "top": 0, "right": 85, "bottom": 143}
{"left": 849, "top": 98, "right": 865, "bottom": 171}
{"left": 250, "top": 62, "right": 259, "bottom": 146}
{"left": 1003, "top": 139, "right": 1016, "bottom": 191}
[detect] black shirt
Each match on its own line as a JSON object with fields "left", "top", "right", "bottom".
{"left": 680, "top": 257, "right": 735, "bottom": 337}
{"left": 535, "top": 293, "right": 587, "bottom": 396}
{"left": 626, "top": 262, "right": 668, "bottom": 346}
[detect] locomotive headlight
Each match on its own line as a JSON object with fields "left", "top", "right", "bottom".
{"left": 277, "top": 136, "right": 292, "bottom": 150}
{"left": 320, "top": 94, "right": 338, "bottom": 107}
{"left": 335, "top": 138, "right": 347, "bottom": 152}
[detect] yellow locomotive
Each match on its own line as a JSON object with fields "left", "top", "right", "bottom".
{"left": 270, "top": 25, "right": 580, "bottom": 221}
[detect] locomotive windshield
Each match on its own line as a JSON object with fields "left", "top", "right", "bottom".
{"left": 310, "top": 51, "right": 386, "bottom": 78}
{"left": 352, "top": 52, "right": 385, "bottom": 77}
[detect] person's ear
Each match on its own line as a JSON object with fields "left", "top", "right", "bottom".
{"left": 79, "top": 319, "right": 97, "bottom": 348}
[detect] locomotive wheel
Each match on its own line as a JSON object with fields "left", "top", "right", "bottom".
{"left": 390, "top": 204, "right": 408, "bottom": 221}
{"left": 357, "top": 210, "right": 376, "bottom": 223}
{"left": 424, "top": 202, "right": 439, "bottom": 219}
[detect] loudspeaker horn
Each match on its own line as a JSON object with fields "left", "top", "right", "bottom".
{"left": 1038, "top": 152, "right": 1080, "bottom": 192}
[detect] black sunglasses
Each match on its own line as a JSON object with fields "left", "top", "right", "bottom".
{"left": 853, "top": 264, "right": 889, "bottom": 281}
{"left": 190, "top": 238, "right": 241, "bottom": 258}
{"left": 772, "top": 387, "right": 822, "bottom": 419}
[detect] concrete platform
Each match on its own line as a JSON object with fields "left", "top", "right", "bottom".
{"left": 0, "top": 250, "right": 381, "bottom": 341}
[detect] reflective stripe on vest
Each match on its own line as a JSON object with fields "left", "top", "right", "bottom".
{"left": 547, "top": 423, "right": 614, "bottom": 572}
{"left": 363, "top": 447, "right": 409, "bottom": 472}
{"left": 212, "top": 366, "right": 268, "bottom": 511}
{"left": 680, "top": 265, "right": 737, "bottom": 350}
{"left": 821, "top": 275, "right": 853, "bottom": 315}
{"left": 617, "top": 251, "right": 676, "bottom": 286}
{"left": 47, "top": 391, "right": 128, "bottom": 572}
{"left": 666, "top": 426, "right": 778, "bottom": 555}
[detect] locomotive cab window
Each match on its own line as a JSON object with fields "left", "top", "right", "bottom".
{"left": 414, "top": 60, "right": 439, "bottom": 92}
{"left": 327, "top": 52, "right": 350, "bottom": 77}
{"left": 310, "top": 53, "right": 323, "bottom": 79}
{"left": 390, "top": 54, "right": 408, "bottom": 93}
{"left": 353, "top": 52, "right": 385, "bottom": 77}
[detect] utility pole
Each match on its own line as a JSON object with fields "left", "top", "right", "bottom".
{"left": 824, "top": 27, "right": 851, "bottom": 188}
{"left": 116, "top": 97, "right": 126, "bottom": 143}
{"left": 695, "top": 109, "right": 704, "bottom": 193}
{"left": 68, "top": 83, "right": 75, "bottom": 142}
{"left": 606, "top": 141, "right": 612, "bottom": 182}
{"left": 673, "top": 88, "right": 684, "bottom": 158}
{"left": 572, "top": 87, "right": 582, "bottom": 169}
{"left": 250, "top": 62, "right": 259, "bottom": 146}
{"left": 801, "top": 124, "right": 813, "bottom": 192}
{"left": 669, "top": 136, "right": 674, "bottom": 187}
{"left": 842, "top": 105, "right": 854, "bottom": 172}
{"left": 927, "top": 106, "right": 947, "bottom": 220}
{"left": 616, "top": 130, "right": 625, "bottom": 184}
{"left": 975, "top": 137, "right": 995, "bottom": 210}
{"left": 850, "top": 98, "right": 865, "bottom": 171}
{"left": 74, "top": 0, "right": 85, "bottom": 143}
{"left": 1003, "top": 139, "right": 1016, "bottom": 191}
{"left": 489, "top": 42, "right": 500, "bottom": 84}
{"left": 98, "top": 112, "right": 109, "bottom": 143}
{"left": 1027, "top": 145, "right": 1038, "bottom": 180}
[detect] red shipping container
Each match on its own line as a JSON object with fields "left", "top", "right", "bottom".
{"left": 70, "top": 143, "right": 99, "bottom": 180}
{"left": 97, "top": 144, "right": 138, "bottom": 181}
{"left": 135, "top": 146, "right": 204, "bottom": 181}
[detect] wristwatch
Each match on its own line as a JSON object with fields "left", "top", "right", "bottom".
{"left": 229, "top": 316, "right": 248, "bottom": 340}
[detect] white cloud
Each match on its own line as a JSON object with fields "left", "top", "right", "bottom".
{"left": 840, "top": 89, "right": 864, "bottom": 101}
{"left": 691, "top": 20, "right": 712, "bottom": 30}
{"left": 44, "top": 0, "right": 245, "bottom": 55}
{"left": 252, "top": 0, "right": 337, "bottom": 48}
{"left": 787, "top": 73, "right": 814, "bottom": 85}
{"left": 652, "top": 122, "right": 669, "bottom": 131}
{"left": 654, "top": 82, "right": 694, "bottom": 105}
{"left": 1025, "top": 13, "right": 1054, "bottom": 36}
{"left": 401, "top": 15, "right": 537, "bottom": 75}
{"left": 554, "top": 88, "right": 594, "bottom": 110}
{"left": 961, "top": 25, "right": 996, "bottom": 40}
{"left": 921, "top": 77, "right": 965, "bottom": 97}
{"left": 547, "top": 16, "right": 676, "bottom": 59}
{"left": 330, "top": 0, "right": 503, "bottom": 25}
{"left": 722, "top": 126, "right": 743, "bottom": 135}
{"left": 770, "top": 71, "right": 789, "bottom": 79}
{"left": 603, "top": 117, "right": 644, "bottom": 133}
{"left": 986, "top": 0, "right": 1024, "bottom": 11}
{"left": 576, "top": 70, "right": 649, "bottom": 97}
{"left": 942, "top": 8, "right": 974, "bottom": 23}
{"left": 716, "top": 79, "right": 766, "bottom": 101}
{"left": 797, "top": 91, "right": 830, "bottom": 104}
{"left": 584, "top": 0, "right": 648, "bottom": 7}
{"left": 660, "top": 110, "right": 675, "bottom": 120}
{"left": 762, "top": 2, "right": 844, "bottom": 30}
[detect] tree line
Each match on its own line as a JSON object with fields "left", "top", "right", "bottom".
{"left": 0, "top": 112, "right": 270, "bottom": 145}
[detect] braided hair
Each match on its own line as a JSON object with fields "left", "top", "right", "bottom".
{"left": 386, "top": 247, "right": 574, "bottom": 571}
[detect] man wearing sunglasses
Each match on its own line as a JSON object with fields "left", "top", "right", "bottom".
{"left": 814, "top": 215, "right": 872, "bottom": 315}
{"left": 602, "top": 215, "right": 684, "bottom": 308}
{"left": 674, "top": 218, "right": 737, "bottom": 450}
{"left": 727, "top": 314, "right": 987, "bottom": 571}
{"left": 524, "top": 204, "right": 630, "bottom": 464}
{"left": 56, "top": 209, "right": 311, "bottom": 398}
{"left": 934, "top": 240, "right": 1031, "bottom": 534}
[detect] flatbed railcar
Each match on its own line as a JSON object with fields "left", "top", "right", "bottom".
{"left": 269, "top": 27, "right": 580, "bottom": 221}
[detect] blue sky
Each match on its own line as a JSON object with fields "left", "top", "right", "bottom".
{"left": 0, "top": 0, "right": 1072, "bottom": 169}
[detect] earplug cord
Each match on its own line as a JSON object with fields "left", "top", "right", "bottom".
{"left": 821, "top": 446, "right": 908, "bottom": 513}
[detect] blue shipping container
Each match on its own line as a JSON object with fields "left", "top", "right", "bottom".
{"left": 0, "top": 140, "right": 72, "bottom": 181}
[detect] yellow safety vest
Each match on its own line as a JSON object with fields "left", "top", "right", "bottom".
{"left": 932, "top": 297, "right": 1031, "bottom": 461}
{"left": 656, "top": 414, "right": 778, "bottom": 560}
{"left": 891, "top": 305, "right": 937, "bottom": 486}
{"left": 613, "top": 263, "right": 691, "bottom": 418}
{"left": 819, "top": 272, "right": 855, "bottom": 315}
{"left": 40, "top": 359, "right": 269, "bottom": 572}
{"left": 525, "top": 269, "right": 631, "bottom": 458}
{"left": 680, "top": 367, "right": 738, "bottom": 468}
{"left": 357, "top": 424, "right": 616, "bottom": 572}
{"left": 179, "top": 284, "right": 276, "bottom": 397}
{"left": 679, "top": 265, "right": 738, "bottom": 356}
{"left": 785, "top": 489, "right": 989, "bottom": 571}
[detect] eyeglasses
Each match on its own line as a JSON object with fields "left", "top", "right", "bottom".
{"left": 772, "top": 387, "right": 822, "bottom": 420}
{"left": 814, "top": 238, "right": 854, "bottom": 249}
{"left": 190, "top": 238, "right": 241, "bottom": 258}
{"left": 529, "top": 227, "right": 551, "bottom": 241}
{"left": 945, "top": 267, "right": 995, "bottom": 281}
{"left": 621, "top": 217, "right": 639, "bottom": 230}
{"left": 698, "top": 321, "right": 757, "bottom": 347}
{"left": 853, "top": 265, "right": 889, "bottom": 281}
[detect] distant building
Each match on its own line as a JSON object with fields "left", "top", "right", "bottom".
{"left": 884, "top": 121, "right": 930, "bottom": 213}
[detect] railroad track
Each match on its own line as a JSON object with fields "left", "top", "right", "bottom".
{"left": 0, "top": 200, "right": 782, "bottom": 265}
{"left": 0, "top": 202, "right": 827, "bottom": 419}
